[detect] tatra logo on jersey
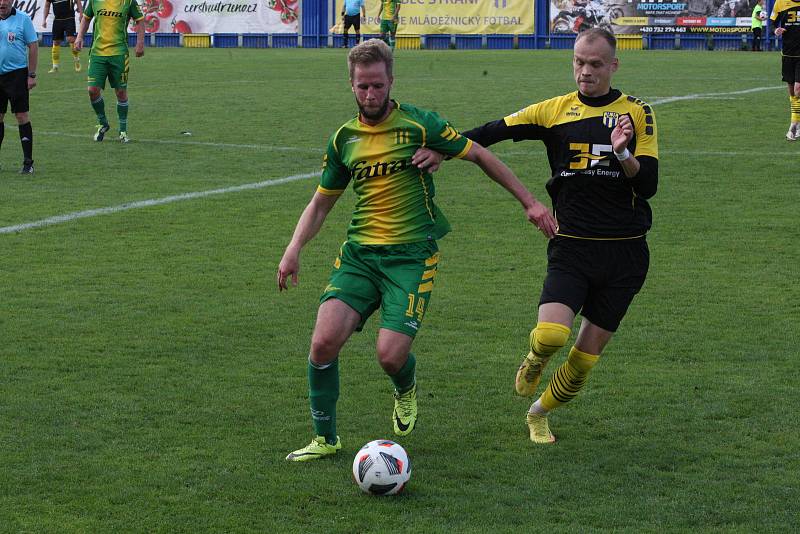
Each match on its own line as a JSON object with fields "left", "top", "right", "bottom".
{"left": 351, "top": 158, "right": 410, "bottom": 181}
{"left": 96, "top": 8, "right": 125, "bottom": 17}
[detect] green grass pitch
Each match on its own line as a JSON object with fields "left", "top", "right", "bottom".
{"left": 1, "top": 47, "right": 797, "bottom": 532}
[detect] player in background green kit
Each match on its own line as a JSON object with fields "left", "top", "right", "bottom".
{"left": 378, "top": 0, "right": 400, "bottom": 49}
{"left": 279, "top": 39, "right": 557, "bottom": 462}
{"left": 74, "top": 0, "right": 144, "bottom": 143}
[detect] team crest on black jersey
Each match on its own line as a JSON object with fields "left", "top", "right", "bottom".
{"left": 602, "top": 112, "right": 619, "bottom": 129}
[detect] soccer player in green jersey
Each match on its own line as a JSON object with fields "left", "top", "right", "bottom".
{"left": 378, "top": 0, "right": 400, "bottom": 49}
{"left": 279, "top": 39, "right": 556, "bottom": 462}
{"left": 74, "top": 0, "right": 144, "bottom": 143}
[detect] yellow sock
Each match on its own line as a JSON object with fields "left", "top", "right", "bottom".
{"left": 51, "top": 44, "right": 61, "bottom": 67}
{"left": 791, "top": 95, "right": 800, "bottom": 123}
{"left": 539, "top": 346, "right": 599, "bottom": 411}
{"left": 72, "top": 48, "right": 80, "bottom": 61}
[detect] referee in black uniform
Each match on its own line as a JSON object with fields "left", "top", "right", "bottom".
{"left": 412, "top": 28, "right": 659, "bottom": 444}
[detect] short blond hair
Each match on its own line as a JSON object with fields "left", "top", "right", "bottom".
{"left": 575, "top": 28, "right": 617, "bottom": 55}
{"left": 347, "top": 39, "right": 393, "bottom": 79}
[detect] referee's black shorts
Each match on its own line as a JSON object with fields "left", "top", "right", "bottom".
{"left": 52, "top": 17, "right": 77, "bottom": 41}
{"left": 343, "top": 14, "right": 361, "bottom": 31}
{"left": 781, "top": 55, "right": 800, "bottom": 84}
{"left": 539, "top": 236, "right": 649, "bottom": 332}
{"left": 0, "top": 68, "right": 30, "bottom": 114}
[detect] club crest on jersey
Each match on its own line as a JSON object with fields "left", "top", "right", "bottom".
{"left": 7, "top": 32, "right": 15, "bottom": 43}
{"left": 602, "top": 112, "right": 619, "bottom": 129}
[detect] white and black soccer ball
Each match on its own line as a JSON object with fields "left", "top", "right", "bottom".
{"left": 352, "top": 440, "right": 411, "bottom": 496}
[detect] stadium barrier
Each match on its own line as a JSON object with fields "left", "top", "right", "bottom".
{"left": 35, "top": 32, "right": 777, "bottom": 52}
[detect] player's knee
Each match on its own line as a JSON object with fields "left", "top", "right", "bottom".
{"left": 309, "top": 335, "right": 341, "bottom": 364}
{"left": 88, "top": 87, "right": 101, "bottom": 99}
{"left": 529, "top": 321, "right": 571, "bottom": 357}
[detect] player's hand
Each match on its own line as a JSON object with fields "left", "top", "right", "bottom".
{"left": 277, "top": 249, "right": 300, "bottom": 291}
{"left": 27, "top": 76, "right": 37, "bottom": 90}
{"left": 775, "top": 27, "right": 786, "bottom": 37}
{"left": 73, "top": 39, "right": 83, "bottom": 52}
{"left": 526, "top": 200, "right": 557, "bottom": 239}
{"left": 611, "top": 113, "right": 634, "bottom": 154}
{"left": 411, "top": 147, "right": 444, "bottom": 173}
{"left": 135, "top": 44, "right": 145, "bottom": 57}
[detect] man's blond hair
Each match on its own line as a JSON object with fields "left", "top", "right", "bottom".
{"left": 575, "top": 28, "right": 617, "bottom": 55}
{"left": 348, "top": 39, "right": 393, "bottom": 79}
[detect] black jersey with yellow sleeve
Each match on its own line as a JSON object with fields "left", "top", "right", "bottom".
{"left": 771, "top": 0, "right": 800, "bottom": 56}
{"left": 463, "top": 89, "right": 658, "bottom": 240}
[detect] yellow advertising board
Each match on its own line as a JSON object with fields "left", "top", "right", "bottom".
{"left": 334, "top": 0, "right": 534, "bottom": 34}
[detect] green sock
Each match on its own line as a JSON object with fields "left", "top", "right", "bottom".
{"left": 91, "top": 96, "right": 108, "bottom": 126}
{"left": 117, "top": 100, "right": 129, "bottom": 132}
{"left": 389, "top": 352, "right": 416, "bottom": 394}
{"left": 308, "top": 358, "right": 339, "bottom": 444}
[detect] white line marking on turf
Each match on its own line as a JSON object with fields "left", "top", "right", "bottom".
{"left": 38, "top": 131, "right": 323, "bottom": 153}
{"left": 0, "top": 172, "right": 321, "bottom": 235}
{"left": 649, "top": 86, "right": 784, "bottom": 105}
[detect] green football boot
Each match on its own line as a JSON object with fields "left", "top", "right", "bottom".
{"left": 392, "top": 384, "right": 417, "bottom": 436}
{"left": 285, "top": 436, "right": 341, "bottom": 462}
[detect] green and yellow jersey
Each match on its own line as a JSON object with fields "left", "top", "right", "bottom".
{"left": 84, "top": 0, "right": 144, "bottom": 56}
{"left": 380, "top": 0, "right": 399, "bottom": 20}
{"left": 771, "top": 0, "right": 800, "bottom": 56}
{"left": 319, "top": 101, "right": 472, "bottom": 245}
{"left": 463, "top": 89, "right": 658, "bottom": 240}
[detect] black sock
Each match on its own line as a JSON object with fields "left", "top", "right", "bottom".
{"left": 19, "top": 122, "right": 33, "bottom": 163}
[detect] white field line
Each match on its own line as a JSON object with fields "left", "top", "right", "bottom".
{"left": 0, "top": 172, "right": 320, "bottom": 235}
{"left": 649, "top": 86, "right": 784, "bottom": 105}
{"left": 2, "top": 86, "right": 790, "bottom": 235}
{"left": 37, "top": 131, "right": 323, "bottom": 153}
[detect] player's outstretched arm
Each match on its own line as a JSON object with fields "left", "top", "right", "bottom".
{"left": 462, "top": 142, "right": 557, "bottom": 238}
{"left": 277, "top": 191, "right": 340, "bottom": 291}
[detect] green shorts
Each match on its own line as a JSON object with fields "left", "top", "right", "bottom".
{"left": 320, "top": 240, "right": 440, "bottom": 338}
{"left": 380, "top": 20, "right": 397, "bottom": 35}
{"left": 87, "top": 54, "right": 130, "bottom": 89}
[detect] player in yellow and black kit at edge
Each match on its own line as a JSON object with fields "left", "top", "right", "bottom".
{"left": 414, "top": 28, "right": 659, "bottom": 444}
{"left": 278, "top": 39, "right": 556, "bottom": 461}
{"left": 771, "top": 0, "right": 800, "bottom": 140}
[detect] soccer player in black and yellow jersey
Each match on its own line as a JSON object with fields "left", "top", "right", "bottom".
{"left": 42, "top": 0, "right": 83, "bottom": 73}
{"left": 771, "top": 0, "right": 800, "bottom": 140}
{"left": 278, "top": 39, "right": 556, "bottom": 461}
{"left": 414, "top": 28, "right": 659, "bottom": 444}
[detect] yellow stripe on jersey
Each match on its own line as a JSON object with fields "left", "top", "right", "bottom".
{"left": 317, "top": 185, "right": 345, "bottom": 196}
{"left": 418, "top": 281, "right": 434, "bottom": 293}
{"left": 424, "top": 252, "right": 440, "bottom": 266}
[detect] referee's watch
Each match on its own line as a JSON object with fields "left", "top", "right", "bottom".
{"left": 28, "top": 72, "right": 36, "bottom": 78}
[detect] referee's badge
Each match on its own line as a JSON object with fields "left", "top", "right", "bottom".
{"left": 7, "top": 32, "right": 15, "bottom": 43}
{"left": 602, "top": 111, "right": 619, "bottom": 129}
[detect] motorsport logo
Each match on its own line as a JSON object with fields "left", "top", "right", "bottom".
{"left": 351, "top": 158, "right": 411, "bottom": 180}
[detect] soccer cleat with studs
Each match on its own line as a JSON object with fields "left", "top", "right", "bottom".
{"left": 19, "top": 160, "right": 34, "bottom": 175}
{"left": 48, "top": 65, "right": 59, "bottom": 73}
{"left": 526, "top": 412, "right": 556, "bottom": 444}
{"left": 119, "top": 131, "right": 130, "bottom": 143}
{"left": 392, "top": 383, "right": 417, "bottom": 436}
{"left": 286, "top": 436, "right": 341, "bottom": 462}
{"left": 786, "top": 127, "right": 798, "bottom": 142}
{"left": 74, "top": 60, "right": 81, "bottom": 72}
{"left": 515, "top": 352, "right": 550, "bottom": 397}
{"left": 93, "top": 124, "right": 110, "bottom": 142}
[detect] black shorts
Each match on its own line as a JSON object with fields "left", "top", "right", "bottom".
{"left": 539, "top": 237, "right": 649, "bottom": 332}
{"left": 52, "top": 18, "right": 77, "bottom": 42}
{"left": 781, "top": 55, "right": 800, "bottom": 84}
{"left": 343, "top": 14, "right": 361, "bottom": 31}
{"left": 0, "top": 68, "right": 30, "bottom": 114}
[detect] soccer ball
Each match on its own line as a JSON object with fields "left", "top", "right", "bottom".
{"left": 759, "top": 12, "right": 767, "bottom": 20}
{"left": 352, "top": 440, "right": 411, "bottom": 496}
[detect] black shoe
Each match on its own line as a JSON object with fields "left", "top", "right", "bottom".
{"left": 20, "top": 160, "right": 34, "bottom": 174}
